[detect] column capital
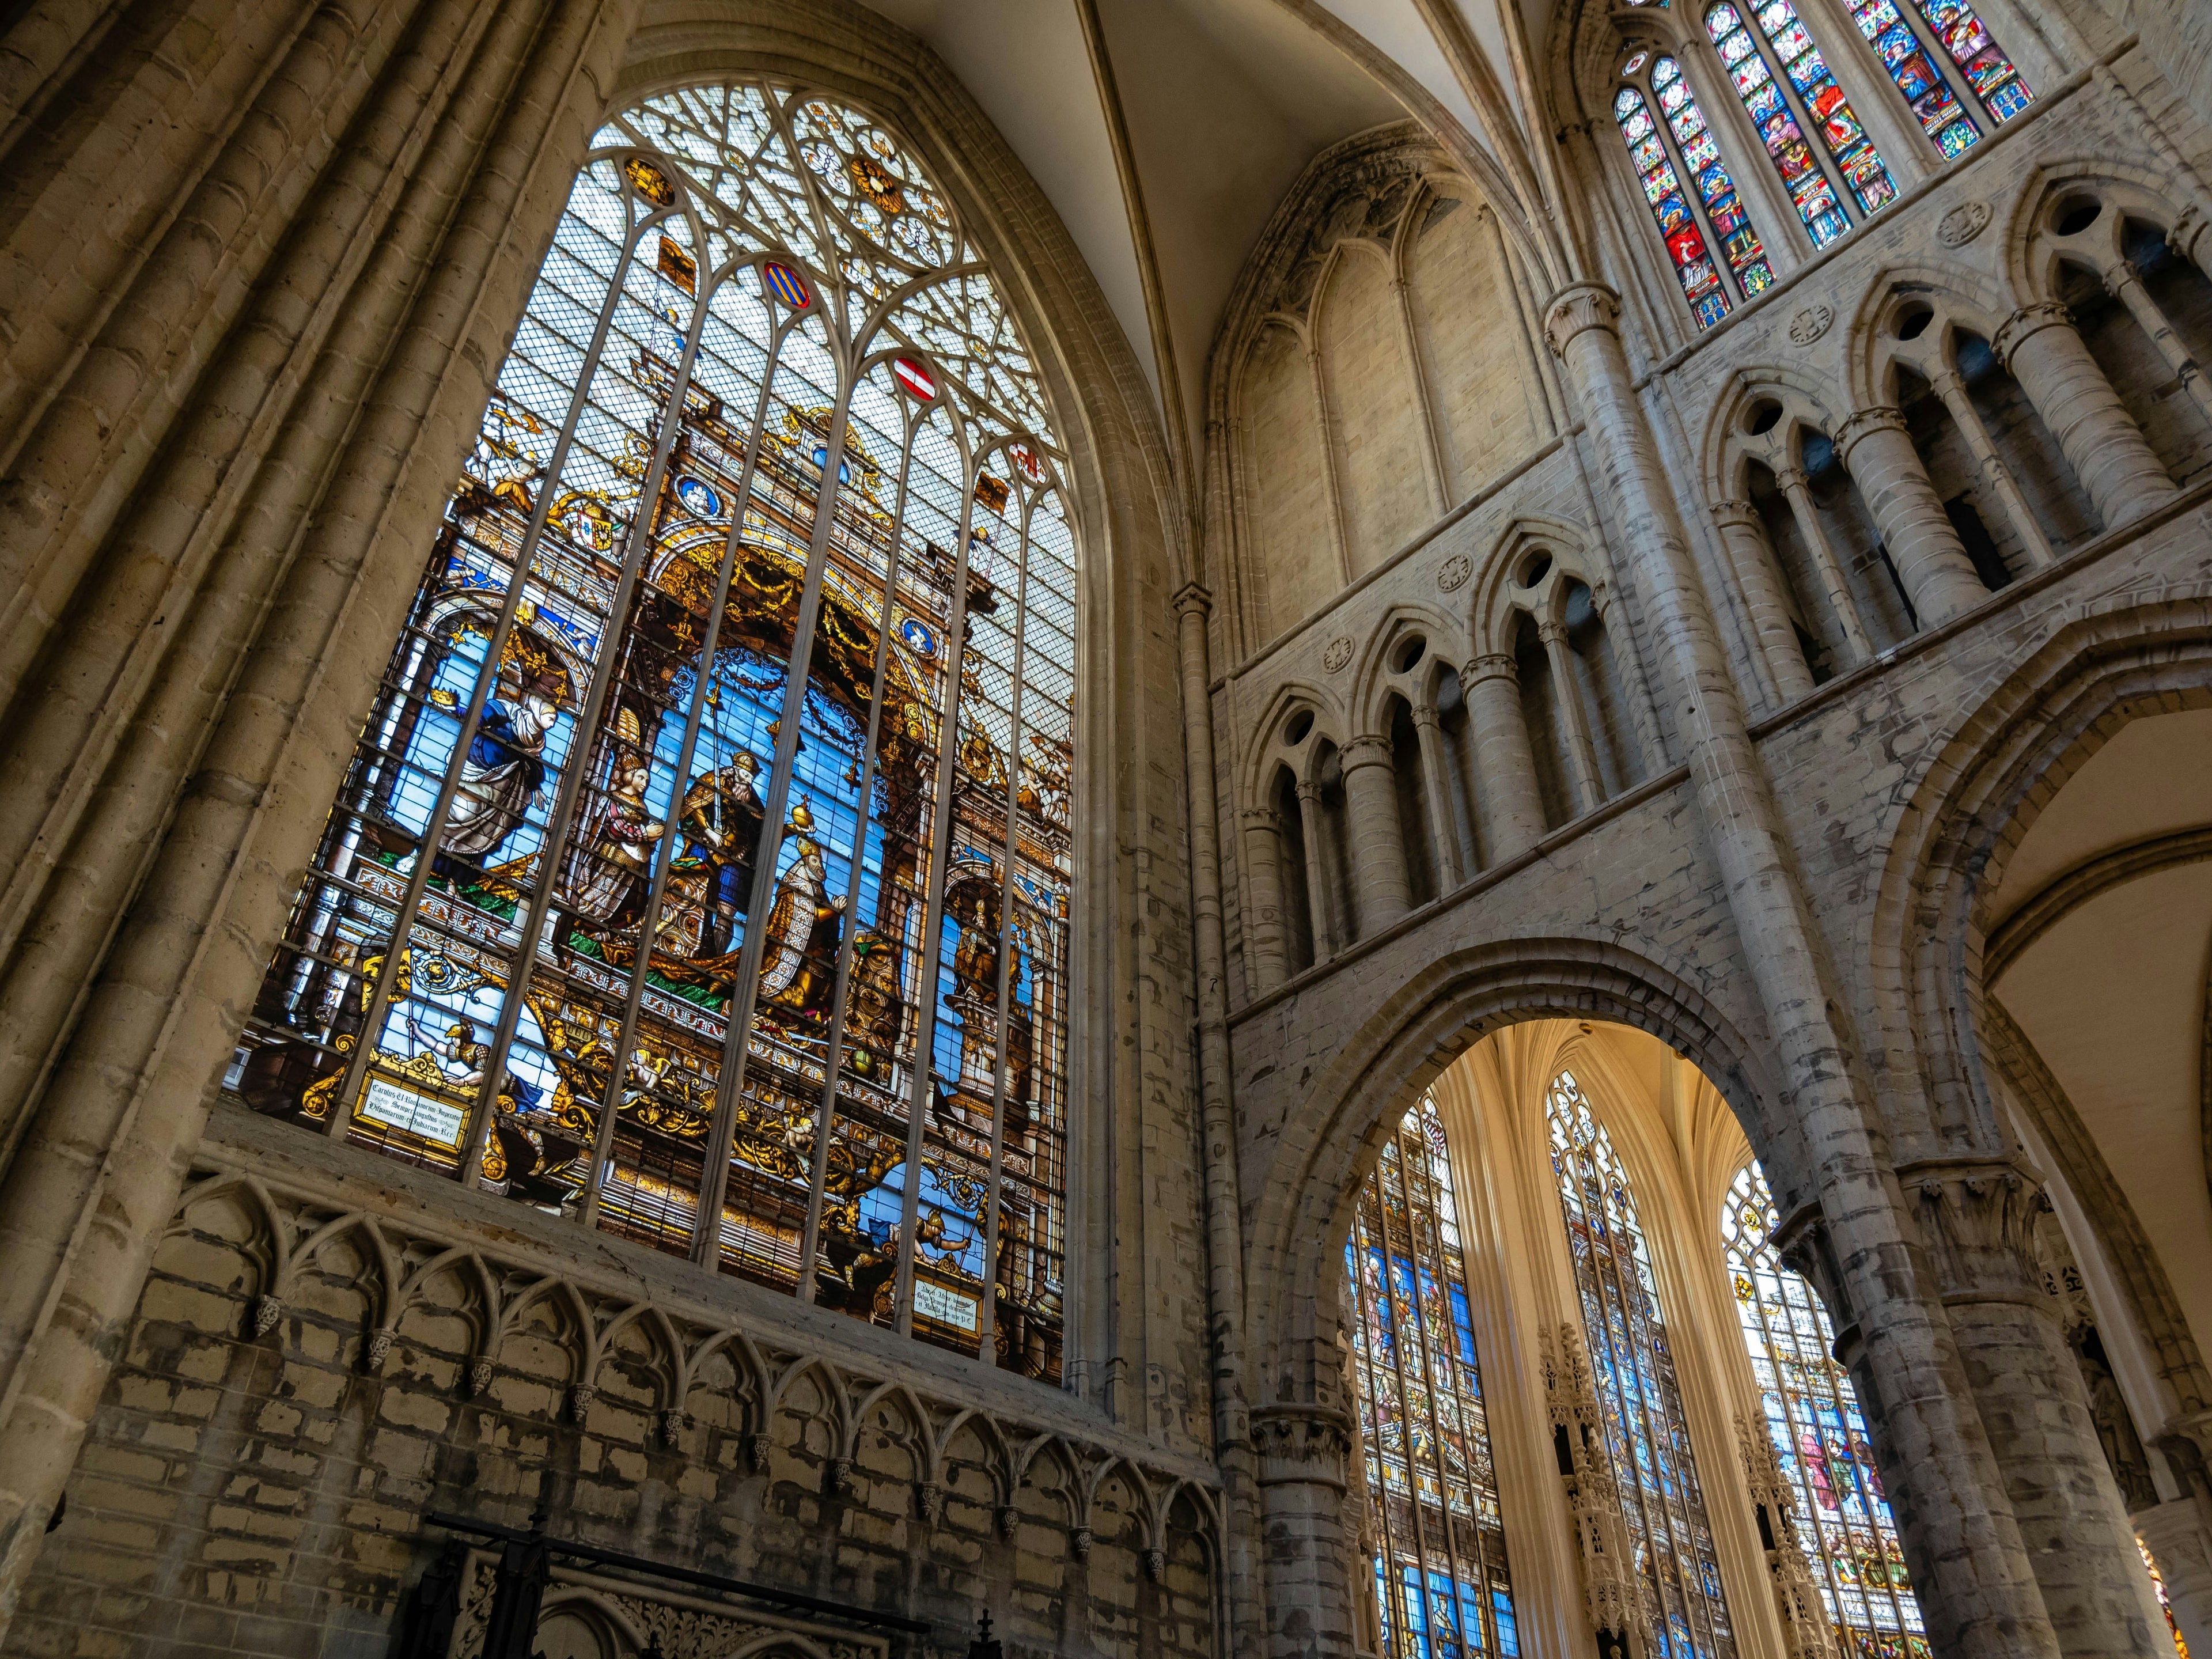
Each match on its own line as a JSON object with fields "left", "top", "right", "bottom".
{"left": 1294, "top": 778, "right": 1322, "bottom": 806}
{"left": 1543, "top": 281, "right": 1623, "bottom": 359}
{"left": 1251, "top": 1403, "right": 1354, "bottom": 1489}
{"left": 2101, "top": 257, "right": 2145, "bottom": 300}
{"left": 1172, "top": 581, "right": 1213, "bottom": 620}
{"left": 1900, "top": 1154, "right": 2048, "bottom": 1302}
{"left": 1461, "top": 652, "right": 1518, "bottom": 686}
{"left": 1339, "top": 732, "right": 1395, "bottom": 772}
{"left": 1710, "top": 498, "right": 1762, "bottom": 530}
{"left": 2171, "top": 201, "right": 2212, "bottom": 270}
{"left": 1238, "top": 805, "right": 1283, "bottom": 831}
{"left": 1835, "top": 403, "right": 1907, "bottom": 457}
{"left": 1536, "top": 616, "right": 1569, "bottom": 647}
{"left": 1409, "top": 700, "right": 1442, "bottom": 730}
{"left": 1993, "top": 300, "right": 2073, "bottom": 369}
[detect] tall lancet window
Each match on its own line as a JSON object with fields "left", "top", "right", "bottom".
{"left": 230, "top": 81, "right": 1076, "bottom": 1380}
{"left": 1549, "top": 1071, "right": 1737, "bottom": 1659}
{"left": 1348, "top": 1093, "right": 1521, "bottom": 1659}
{"left": 1616, "top": 75, "right": 1731, "bottom": 329}
{"left": 1722, "top": 1164, "right": 1929, "bottom": 1657}
{"left": 1848, "top": 0, "right": 1980, "bottom": 156}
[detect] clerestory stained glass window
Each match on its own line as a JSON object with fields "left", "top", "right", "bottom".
{"left": 1652, "top": 58, "right": 1774, "bottom": 295}
{"left": 1722, "top": 1165, "right": 1929, "bottom": 1659}
{"left": 1349, "top": 1093, "right": 1520, "bottom": 1659}
{"left": 1550, "top": 1070, "right": 1737, "bottom": 1659}
{"left": 230, "top": 79, "right": 1076, "bottom": 1380}
{"left": 1616, "top": 85, "right": 1731, "bottom": 329}
{"left": 1849, "top": 0, "right": 1980, "bottom": 157}
{"left": 1713, "top": 0, "right": 1897, "bottom": 241}
{"left": 1908, "top": 0, "right": 2032, "bottom": 125}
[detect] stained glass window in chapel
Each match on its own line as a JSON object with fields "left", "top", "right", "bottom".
{"left": 1549, "top": 1071, "right": 1736, "bottom": 1659}
{"left": 1722, "top": 1164, "right": 1929, "bottom": 1658}
{"left": 1347, "top": 1093, "right": 1520, "bottom": 1659}
{"left": 229, "top": 80, "right": 1075, "bottom": 1380}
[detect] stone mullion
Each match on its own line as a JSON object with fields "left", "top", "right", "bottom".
{"left": 2101, "top": 258, "right": 2212, "bottom": 426}
{"left": 1677, "top": 33, "right": 1808, "bottom": 274}
{"left": 1294, "top": 779, "right": 1338, "bottom": 960}
{"left": 1927, "top": 366, "right": 2056, "bottom": 569}
{"left": 1835, "top": 404, "right": 1987, "bottom": 625}
{"left": 1537, "top": 621, "right": 1604, "bottom": 814}
{"left": 1993, "top": 301, "right": 2178, "bottom": 532}
{"left": 1589, "top": 583, "right": 1666, "bottom": 781}
{"left": 1338, "top": 733, "right": 1412, "bottom": 931}
{"left": 1374, "top": 1149, "right": 1445, "bottom": 1650}
{"left": 1709, "top": 498, "right": 1815, "bottom": 706}
{"left": 1390, "top": 272, "right": 1452, "bottom": 518}
{"left": 1543, "top": 278, "right": 2062, "bottom": 1659}
{"left": 1774, "top": 466, "right": 1874, "bottom": 661}
{"left": 1484, "top": 205, "right": 1558, "bottom": 446}
{"left": 1460, "top": 653, "right": 1546, "bottom": 859}
{"left": 0, "top": 0, "right": 635, "bottom": 1627}
{"left": 1305, "top": 332, "right": 1356, "bottom": 587}
{"left": 0, "top": 0, "right": 430, "bottom": 740}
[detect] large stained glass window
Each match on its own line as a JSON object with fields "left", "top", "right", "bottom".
{"left": 230, "top": 80, "right": 1076, "bottom": 1380}
{"left": 1849, "top": 0, "right": 1980, "bottom": 157}
{"left": 1908, "top": 0, "right": 2031, "bottom": 125}
{"left": 1616, "top": 80, "right": 1731, "bottom": 329}
{"left": 1549, "top": 1071, "right": 1736, "bottom": 1659}
{"left": 1348, "top": 1093, "right": 1520, "bottom": 1659}
{"left": 1652, "top": 58, "right": 1774, "bottom": 296}
{"left": 1721, "top": 1165, "right": 1928, "bottom": 1658}
{"left": 1713, "top": 0, "right": 1896, "bottom": 243}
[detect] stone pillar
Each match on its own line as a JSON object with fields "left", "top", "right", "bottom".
{"left": 2102, "top": 258, "right": 2212, "bottom": 426}
{"left": 1544, "top": 278, "right": 2062, "bottom": 1659}
{"left": 1537, "top": 620, "right": 1604, "bottom": 813}
{"left": 1255, "top": 1404, "right": 1360, "bottom": 1659}
{"left": 1710, "top": 498, "right": 1817, "bottom": 707}
{"left": 1461, "top": 654, "right": 1546, "bottom": 858}
{"left": 1338, "top": 734, "right": 1412, "bottom": 932}
{"left": 1995, "top": 301, "right": 2177, "bottom": 532}
{"left": 1775, "top": 467, "right": 1874, "bottom": 662}
{"left": 1295, "top": 781, "right": 1338, "bottom": 960}
{"left": 1240, "top": 805, "right": 1291, "bottom": 991}
{"left": 1836, "top": 404, "right": 1988, "bottom": 626}
{"left": 1408, "top": 701, "right": 1465, "bottom": 890}
{"left": 1906, "top": 1160, "right": 2173, "bottom": 1659}
{"left": 1929, "top": 368, "right": 2056, "bottom": 569}
{"left": 1587, "top": 581, "right": 1665, "bottom": 779}
{"left": 2136, "top": 1498, "right": 2212, "bottom": 1657}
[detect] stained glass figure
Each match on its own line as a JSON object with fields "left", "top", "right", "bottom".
{"left": 1652, "top": 58, "right": 1774, "bottom": 294}
{"left": 1347, "top": 1093, "right": 1520, "bottom": 1659}
{"left": 1710, "top": 0, "right": 1895, "bottom": 243}
{"left": 1721, "top": 1164, "right": 1929, "bottom": 1658}
{"left": 1549, "top": 1071, "right": 1737, "bottom": 1659}
{"left": 1616, "top": 85, "right": 1732, "bottom": 329}
{"left": 230, "top": 78, "right": 1075, "bottom": 1381}
{"left": 1906, "top": 0, "right": 2032, "bottom": 124}
{"left": 1849, "top": 0, "right": 1980, "bottom": 157}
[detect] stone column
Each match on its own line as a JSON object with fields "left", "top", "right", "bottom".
{"left": 1408, "top": 700, "right": 1465, "bottom": 890}
{"left": 1240, "top": 805, "right": 1291, "bottom": 991}
{"left": 1537, "top": 620, "right": 1604, "bottom": 813}
{"left": 1995, "top": 301, "right": 2177, "bottom": 532}
{"left": 1710, "top": 498, "right": 1817, "bottom": 707}
{"left": 1255, "top": 1404, "right": 1360, "bottom": 1659}
{"left": 1588, "top": 581, "right": 1665, "bottom": 779}
{"left": 2136, "top": 1498, "right": 2212, "bottom": 1657}
{"left": 1295, "top": 781, "right": 1338, "bottom": 960}
{"left": 1906, "top": 1160, "right": 2174, "bottom": 1659}
{"left": 1929, "top": 368, "right": 2056, "bottom": 569}
{"left": 1836, "top": 404, "right": 1988, "bottom": 626}
{"left": 1775, "top": 466, "right": 1874, "bottom": 661}
{"left": 1544, "top": 278, "right": 2062, "bottom": 1659}
{"left": 1461, "top": 654, "right": 1547, "bottom": 859}
{"left": 1338, "top": 734, "right": 1412, "bottom": 932}
{"left": 2102, "top": 258, "right": 2212, "bottom": 425}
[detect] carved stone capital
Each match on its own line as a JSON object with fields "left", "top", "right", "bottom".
{"left": 1143, "top": 1546, "right": 1167, "bottom": 1580}
{"left": 468, "top": 1355, "right": 495, "bottom": 1397}
{"left": 1774, "top": 464, "right": 1812, "bottom": 495}
{"left": 1461, "top": 653, "right": 1518, "bottom": 688}
{"left": 1770, "top": 1199, "right": 1855, "bottom": 1335}
{"left": 747, "top": 1431, "right": 771, "bottom": 1472}
{"left": 1409, "top": 702, "right": 1442, "bottom": 731}
{"left": 2170, "top": 202, "right": 2211, "bottom": 270}
{"left": 1993, "top": 301, "right": 2074, "bottom": 369}
{"left": 1172, "top": 582, "right": 1213, "bottom": 622}
{"left": 1834, "top": 404, "right": 1906, "bottom": 457}
{"left": 1902, "top": 1156, "right": 2047, "bottom": 1301}
{"left": 1709, "top": 498, "right": 1762, "bottom": 531}
{"left": 826, "top": 1455, "right": 856, "bottom": 1497}
{"left": 660, "top": 1408, "right": 690, "bottom": 1446}
{"left": 997, "top": 1502, "right": 1021, "bottom": 1540}
{"left": 1338, "top": 733, "right": 1395, "bottom": 774}
{"left": 1252, "top": 1403, "right": 1355, "bottom": 1488}
{"left": 1543, "top": 281, "right": 1623, "bottom": 359}
{"left": 1240, "top": 805, "right": 1285, "bottom": 833}
{"left": 1294, "top": 779, "right": 1322, "bottom": 806}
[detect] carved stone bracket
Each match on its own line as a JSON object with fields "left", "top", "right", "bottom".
{"left": 469, "top": 1356, "right": 495, "bottom": 1397}
{"left": 1143, "top": 1546, "right": 1166, "bottom": 1580}
{"left": 252, "top": 1294, "right": 283, "bottom": 1338}
{"left": 660, "top": 1408, "right": 690, "bottom": 1446}
{"left": 915, "top": 1482, "right": 943, "bottom": 1528}
{"left": 1070, "top": 1526, "right": 1093, "bottom": 1560}
{"left": 569, "top": 1383, "right": 595, "bottom": 1423}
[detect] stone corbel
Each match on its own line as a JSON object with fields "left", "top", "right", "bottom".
{"left": 826, "top": 1456, "right": 856, "bottom": 1497}
{"left": 916, "top": 1482, "right": 944, "bottom": 1528}
{"left": 747, "top": 1431, "right": 771, "bottom": 1472}
{"left": 468, "top": 1356, "right": 495, "bottom": 1397}
{"left": 1143, "top": 1546, "right": 1166, "bottom": 1580}
{"left": 569, "top": 1382, "right": 596, "bottom": 1422}
{"left": 997, "top": 1503, "right": 1020, "bottom": 1541}
{"left": 252, "top": 1294, "right": 284, "bottom": 1338}
{"left": 363, "top": 1327, "right": 397, "bottom": 1372}
{"left": 660, "top": 1408, "right": 690, "bottom": 1446}
{"left": 1770, "top": 1198, "right": 1858, "bottom": 1344}
{"left": 1252, "top": 1403, "right": 1355, "bottom": 1490}
{"left": 1070, "top": 1526, "right": 1093, "bottom": 1560}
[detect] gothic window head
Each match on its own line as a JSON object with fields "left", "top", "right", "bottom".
{"left": 229, "top": 79, "right": 1077, "bottom": 1381}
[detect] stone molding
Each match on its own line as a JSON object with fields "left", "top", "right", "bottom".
{"left": 1540, "top": 1325, "right": 1641, "bottom": 1642}
{"left": 1543, "top": 281, "right": 1623, "bottom": 360}
{"left": 1251, "top": 1403, "right": 1354, "bottom": 1488}
{"left": 1901, "top": 1156, "right": 2048, "bottom": 1303}
{"left": 1993, "top": 301, "right": 2074, "bottom": 370}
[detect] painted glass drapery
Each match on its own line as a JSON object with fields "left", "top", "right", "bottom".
{"left": 1349, "top": 1093, "right": 1520, "bottom": 1659}
{"left": 1550, "top": 1071, "right": 1737, "bottom": 1659}
{"left": 230, "top": 79, "right": 1075, "bottom": 1380}
{"left": 1652, "top": 57, "right": 1775, "bottom": 295}
{"left": 1714, "top": 0, "right": 1897, "bottom": 239}
{"left": 1721, "top": 1165, "right": 1929, "bottom": 1658}
{"left": 1907, "top": 0, "right": 2032, "bottom": 125}
{"left": 1616, "top": 84, "right": 1732, "bottom": 329}
{"left": 1849, "top": 0, "right": 1980, "bottom": 157}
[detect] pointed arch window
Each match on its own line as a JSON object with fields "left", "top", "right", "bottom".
{"left": 1847, "top": 0, "right": 1982, "bottom": 156}
{"left": 1653, "top": 57, "right": 1774, "bottom": 295}
{"left": 229, "top": 80, "right": 1077, "bottom": 1380}
{"left": 1549, "top": 1070, "right": 1737, "bottom": 1659}
{"left": 1615, "top": 78, "right": 1731, "bottom": 329}
{"left": 1722, "top": 1164, "right": 1929, "bottom": 1658}
{"left": 1348, "top": 1092, "right": 1521, "bottom": 1659}
{"left": 1706, "top": 0, "right": 1896, "bottom": 244}
{"left": 1908, "top": 0, "right": 2032, "bottom": 124}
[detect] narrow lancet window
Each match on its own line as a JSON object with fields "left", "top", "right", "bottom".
{"left": 1550, "top": 1071, "right": 1737, "bottom": 1659}
{"left": 1616, "top": 81, "right": 1731, "bottom": 329}
{"left": 1722, "top": 1165, "right": 1929, "bottom": 1657}
{"left": 1908, "top": 0, "right": 2031, "bottom": 124}
{"left": 230, "top": 80, "right": 1075, "bottom": 1381}
{"left": 1653, "top": 57, "right": 1773, "bottom": 294}
{"left": 1349, "top": 1093, "right": 1520, "bottom": 1659}
{"left": 1850, "top": 0, "right": 1980, "bottom": 156}
{"left": 1710, "top": 0, "right": 1895, "bottom": 241}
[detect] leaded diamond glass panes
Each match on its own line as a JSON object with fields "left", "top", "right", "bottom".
{"left": 1652, "top": 58, "right": 1774, "bottom": 294}
{"left": 1549, "top": 1070, "right": 1736, "bottom": 1659}
{"left": 230, "top": 78, "right": 1074, "bottom": 1382}
{"left": 1616, "top": 86, "right": 1731, "bottom": 329}
{"left": 1849, "top": 0, "right": 1980, "bottom": 157}
{"left": 1348, "top": 1093, "right": 1520, "bottom": 1659}
{"left": 1722, "top": 1165, "right": 1929, "bottom": 1659}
